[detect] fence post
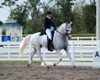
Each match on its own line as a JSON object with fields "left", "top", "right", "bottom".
{"left": 92, "top": 36, "right": 94, "bottom": 46}
{"left": 80, "top": 43, "right": 83, "bottom": 58}
{"left": 71, "top": 41, "right": 74, "bottom": 62}
{"left": 97, "top": 40, "right": 100, "bottom": 51}
{"left": 8, "top": 41, "right": 10, "bottom": 58}
{"left": 77, "top": 36, "right": 79, "bottom": 41}
{"left": 92, "top": 36, "right": 94, "bottom": 41}
{"left": 77, "top": 36, "right": 79, "bottom": 46}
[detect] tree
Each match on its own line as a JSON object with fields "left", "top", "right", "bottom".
{"left": 0, "top": 21, "right": 3, "bottom": 26}
{"left": 11, "top": 2, "right": 29, "bottom": 26}
{"left": 73, "top": 3, "right": 83, "bottom": 33}
{"left": 2, "top": 0, "right": 19, "bottom": 18}
{"left": 27, "top": 0, "right": 42, "bottom": 32}
{"left": 56, "top": 0, "right": 74, "bottom": 22}
{"left": 82, "top": 3, "right": 96, "bottom": 33}
{"left": 2, "top": 0, "right": 18, "bottom": 7}
{"left": 24, "top": 20, "right": 33, "bottom": 34}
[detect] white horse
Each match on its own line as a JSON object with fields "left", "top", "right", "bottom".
{"left": 19, "top": 22, "right": 75, "bottom": 68}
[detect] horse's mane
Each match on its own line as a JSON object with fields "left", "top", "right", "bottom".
{"left": 57, "top": 23, "right": 66, "bottom": 31}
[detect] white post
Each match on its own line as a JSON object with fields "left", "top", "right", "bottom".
{"left": 8, "top": 41, "right": 10, "bottom": 58}
{"left": 77, "top": 36, "right": 79, "bottom": 41}
{"left": 71, "top": 41, "right": 74, "bottom": 62}
{"left": 96, "top": 0, "right": 100, "bottom": 54}
{"left": 97, "top": 40, "right": 100, "bottom": 51}
{"left": 92, "top": 36, "right": 94, "bottom": 46}
{"left": 0, "top": 28, "right": 2, "bottom": 42}
{"left": 21, "top": 27, "right": 22, "bottom": 41}
{"left": 92, "top": 36, "right": 94, "bottom": 41}
{"left": 80, "top": 43, "right": 83, "bottom": 58}
{"left": 96, "top": 0, "right": 100, "bottom": 40}
{"left": 77, "top": 36, "right": 79, "bottom": 46}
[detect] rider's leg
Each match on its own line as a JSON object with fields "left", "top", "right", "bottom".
{"left": 46, "top": 29, "right": 52, "bottom": 40}
{"left": 46, "top": 29, "right": 53, "bottom": 51}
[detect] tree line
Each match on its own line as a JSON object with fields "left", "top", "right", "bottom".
{"left": 1, "top": 0, "right": 96, "bottom": 35}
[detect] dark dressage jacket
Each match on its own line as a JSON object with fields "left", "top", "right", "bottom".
{"left": 44, "top": 17, "right": 56, "bottom": 30}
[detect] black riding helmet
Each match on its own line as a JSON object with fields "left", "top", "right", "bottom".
{"left": 47, "top": 11, "right": 52, "bottom": 15}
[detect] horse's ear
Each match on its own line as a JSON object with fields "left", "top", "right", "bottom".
{"left": 70, "top": 21, "right": 72, "bottom": 25}
{"left": 66, "top": 21, "right": 72, "bottom": 25}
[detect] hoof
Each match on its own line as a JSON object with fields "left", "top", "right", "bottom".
{"left": 73, "top": 65, "right": 76, "bottom": 68}
{"left": 53, "top": 63, "right": 56, "bottom": 66}
{"left": 27, "top": 64, "right": 29, "bottom": 67}
{"left": 47, "top": 66, "right": 50, "bottom": 69}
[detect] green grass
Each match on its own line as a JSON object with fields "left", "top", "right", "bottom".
{"left": 74, "top": 60, "right": 92, "bottom": 62}
{"left": 41, "top": 60, "right": 92, "bottom": 62}
{"left": 0, "top": 60, "right": 42, "bottom": 64}
{"left": 0, "top": 60, "right": 92, "bottom": 63}
{"left": 72, "top": 34, "right": 96, "bottom": 37}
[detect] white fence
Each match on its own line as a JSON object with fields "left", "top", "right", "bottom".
{"left": 0, "top": 40, "right": 99, "bottom": 62}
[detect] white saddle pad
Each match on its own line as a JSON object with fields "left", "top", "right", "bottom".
{"left": 42, "top": 35, "right": 47, "bottom": 43}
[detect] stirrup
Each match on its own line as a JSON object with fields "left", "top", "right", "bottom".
{"left": 48, "top": 47, "right": 53, "bottom": 51}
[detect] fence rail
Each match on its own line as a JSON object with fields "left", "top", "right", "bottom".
{"left": 25, "top": 36, "right": 96, "bottom": 40}
{"left": 0, "top": 40, "right": 99, "bottom": 62}
{"left": 72, "top": 36, "right": 96, "bottom": 40}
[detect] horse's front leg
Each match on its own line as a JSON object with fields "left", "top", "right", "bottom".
{"left": 54, "top": 50, "right": 62, "bottom": 66}
{"left": 65, "top": 44, "right": 75, "bottom": 67}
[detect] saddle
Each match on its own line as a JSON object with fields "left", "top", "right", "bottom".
{"left": 39, "top": 30, "right": 54, "bottom": 39}
{"left": 39, "top": 30, "right": 46, "bottom": 36}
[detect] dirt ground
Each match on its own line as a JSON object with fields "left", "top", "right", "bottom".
{"left": 0, "top": 62, "right": 100, "bottom": 80}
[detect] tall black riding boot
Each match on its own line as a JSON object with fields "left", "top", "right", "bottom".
{"left": 48, "top": 39, "right": 53, "bottom": 51}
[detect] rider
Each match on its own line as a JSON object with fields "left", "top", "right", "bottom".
{"left": 44, "top": 11, "right": 56, "bottom": 51}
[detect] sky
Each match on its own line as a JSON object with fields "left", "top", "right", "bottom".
{"left": 0, "top": 0, "right": 90, "bottom": 23}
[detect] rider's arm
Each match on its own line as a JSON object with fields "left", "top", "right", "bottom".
{"left": 51, "top": 19, "right": 56, "bottom": 30}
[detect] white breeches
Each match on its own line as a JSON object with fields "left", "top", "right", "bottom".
{"left": 46, "top": 28, "right": 54, "bottom": 40}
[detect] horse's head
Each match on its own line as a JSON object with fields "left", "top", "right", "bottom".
{"left": 66, "top": 22, "right": 72, "bottom": 39}
{"left": 57, "top": 22, "right": 72, "bottom": 39}
{"left": 66, "top": 22, "right": 72, "bottom": 35}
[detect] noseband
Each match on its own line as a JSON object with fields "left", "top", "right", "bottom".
{"left": 66, "top": 24, "right": 72, "bottom": 36}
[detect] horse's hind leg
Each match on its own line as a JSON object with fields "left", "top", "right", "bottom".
{"left": 54, "top": 50, "right": 62, "bottom": 66}
{"left": 27, "top": 48, "right": 36, "bottom": 66}
{"left": 37, "top": 49, "right": 48, "bottom": 68}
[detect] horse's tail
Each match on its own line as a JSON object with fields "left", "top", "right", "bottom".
{"left": 19, "top": 35, "right": 31, "bottom": 57}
